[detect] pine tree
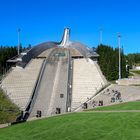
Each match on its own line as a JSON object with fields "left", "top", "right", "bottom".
{"left": 96, "top": 44, "right": 127, "bottom": 81}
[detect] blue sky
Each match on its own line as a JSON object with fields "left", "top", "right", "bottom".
{"left": 0, "top": 0, "right": 140, "bottom": 54}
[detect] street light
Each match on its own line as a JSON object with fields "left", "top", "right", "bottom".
{"left": 17, "top": 28, "right": 21, "bottom": 55}
{"left": 118, "top": 32, "right": 121, "bottom": 79}
{"left": 100, "top": 27, "right": 103, "bottom": 44}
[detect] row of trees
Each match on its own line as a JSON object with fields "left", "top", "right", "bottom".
{"left": 0, "top": 45, "right": 31, "bottom": 78}
{"left": 126, "top": 53, "right": 140, "bottom": 68}
{"left": 0, "top": 44, "right": 139, "bottom": 82}
{"left": 0, "top": 46, "right": 18, "bottom": 76}
{"left": 96, "top": 44, "right": 128, "bottom": 81}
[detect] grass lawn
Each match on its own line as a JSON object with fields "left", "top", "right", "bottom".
{"left": 90, "top": 101, "right": 140, "bottom": 111}
{"left": 130, "top": 70, "right": 140, "bottom": 75}
{"left": 0, "top": 112, "right": 140, "bottom": 140}
{"left": 0, "top": 88, "right": 20, "bottom": 124}
{"left": 129, "top": 72, "right": 134, "bottom": 76}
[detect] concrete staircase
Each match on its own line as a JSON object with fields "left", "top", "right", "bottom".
{"left": 71, "top": 58, "right": 107, "bottom": 111}
{"left": 88, "top": 84, "right": 140, "bottom": 109}
{"left": 1, "top": 59, "right": 44, "bottom": 110}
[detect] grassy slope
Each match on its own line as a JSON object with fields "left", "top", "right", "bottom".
{"left": 0, "top": 112, "right": 140, "bottom": 140}
{"left": 91, "top": 101, "right": 140, "bottom": 111}
{"left": 0, "top": 89, "right": 20, "bottom": 124}
{"left": 130, "top": 70, "right": 140, "bottom": 75}
{"left": 128, "top": 72, "right": 134, "bottom": 76}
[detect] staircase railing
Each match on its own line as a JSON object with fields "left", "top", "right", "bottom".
{"left": 22, "top": 58, "right": 47, "bottom": 120}
{"left": 72, "top": 83, "right": 111, "bottom": 112}
{"left": 66, "top": 50, "right": 73, "bottom": 112}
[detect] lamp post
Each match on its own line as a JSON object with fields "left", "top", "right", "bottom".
{"left": 118, "top": 33, "right": 121, "bottom": 79}
{"left": 17, "top": 28, "right": 21, "bottom": 55}
{"left": 100, "top": 28, "right": 103, "bottom": 44}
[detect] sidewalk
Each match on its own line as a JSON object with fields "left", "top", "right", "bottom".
{"left": 0, "top": 123, "right": 9, "bottom": 129}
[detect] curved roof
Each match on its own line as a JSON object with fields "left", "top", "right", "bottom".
{"left": 70, "top": 41, "right": 99, "bottom": 58}
{"left": 17, "top": 42, "right": 57, "bottom": 67}
{"left": 16, "top": 28, "right": 99, "bottom": 67}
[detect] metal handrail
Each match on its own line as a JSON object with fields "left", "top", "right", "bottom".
{"left": 66, "top": 50, "right": 72, "bottom": 112}
{"left": 72, "top": 83, "right": 111, "bottom": 112}
{"left": 22, "top": 58, "right": 47, "bottom": 119}
{"left": 23, "top": 48, "right": 57, "bottom": 119}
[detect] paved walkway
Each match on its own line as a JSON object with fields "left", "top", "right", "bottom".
{"left": 1, "top": 109, "right": 140, "bottom": 129}
{"left": 0, "top": 123, "right": 9, "bottom": 129}
{"left": 83, "top": 110, "right": 140, "bottom": 113}
{"left": 130, "top": 71, "right": 140, "bottom": 79}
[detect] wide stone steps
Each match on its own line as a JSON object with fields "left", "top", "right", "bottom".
{"left": 71, "top": 58, "right": 106, "bottom": 111}
{"left": 1, "top": 58, "right": 44, "bottom": 110}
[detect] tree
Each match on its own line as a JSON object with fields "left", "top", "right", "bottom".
{"left": 96, "top": 44, "right": 127, "bottom": 81}
{"left": 0, "top": 46, "right": 17, "bottom": 76}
